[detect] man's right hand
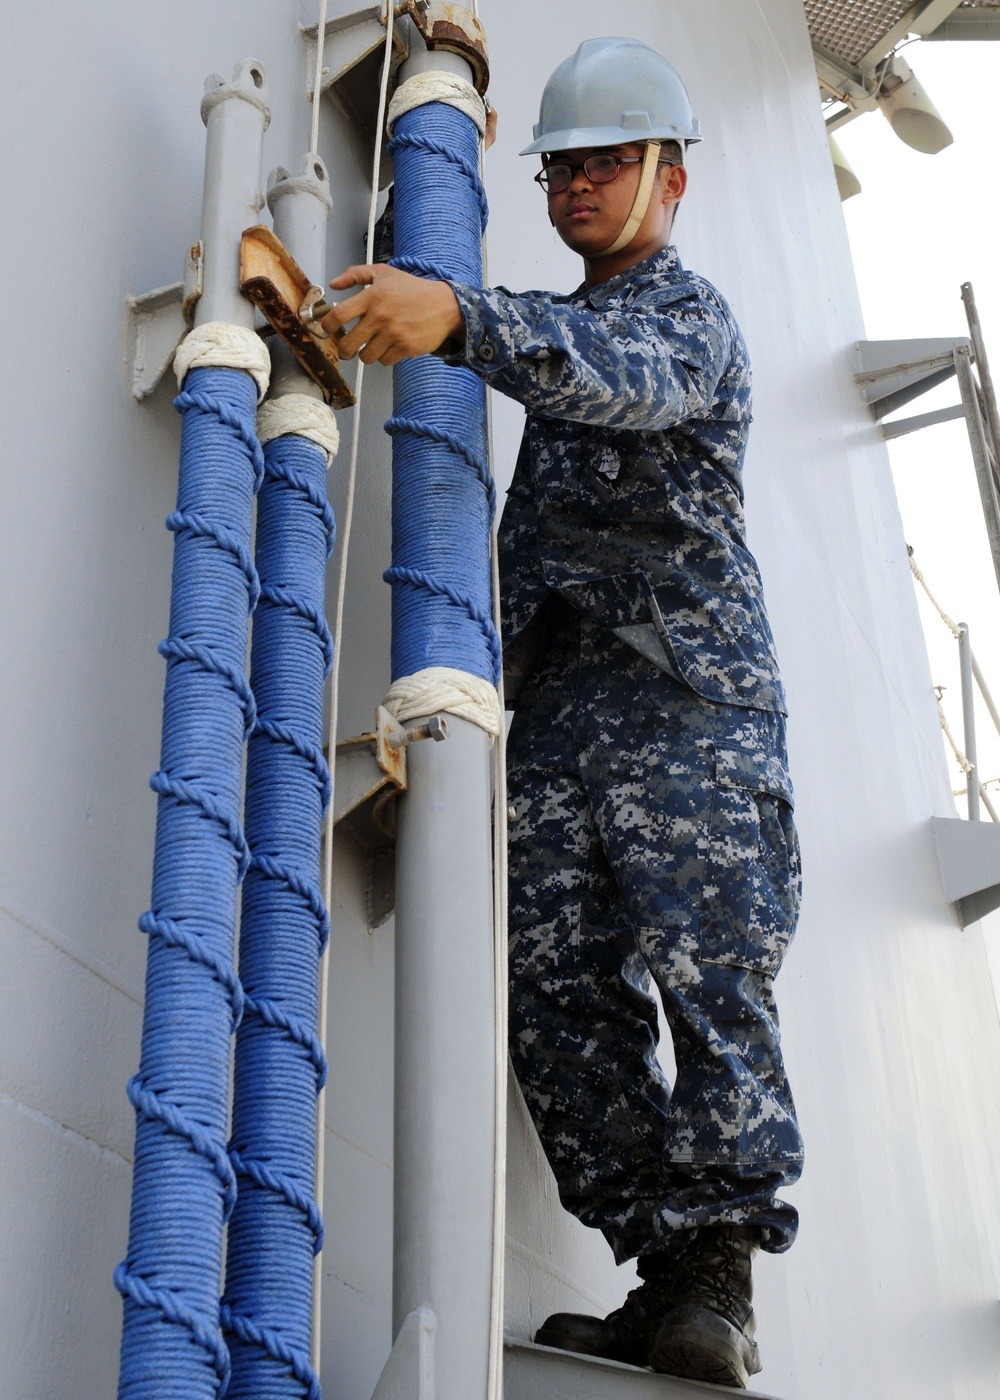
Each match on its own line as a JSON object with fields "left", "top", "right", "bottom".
{"left": 320, "top": 264, "right": 464, "bottom": 366}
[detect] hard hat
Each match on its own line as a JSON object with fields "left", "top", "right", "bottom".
{"left": 520, "top": 37, "right": 701, "bottom": 156}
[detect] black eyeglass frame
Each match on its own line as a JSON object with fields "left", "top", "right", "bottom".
{"left": 533, "top": 152, "right": 674, "bottom": 195}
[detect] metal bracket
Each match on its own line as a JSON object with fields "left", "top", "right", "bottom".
{"left": 332, "top": 706, "right": 409, "bottom": 927}
{"left": 369, "top": 1306, "right": 436, "bottom": 1400}
{"left": 303, "top": 2, "right": 488, "bottom": 190}
{"left": 125, "top": 242, "right": 203, "bottom": 400}
{"left": 854, "top": 337, "right": 969, "bottom": 420}
{"left": 303, "top": 3, "right": 410, "bottom": 190}
{"left": 932, "top": 816, "right": 1000, "bottom": 927}
{"left": 880, "top": 403, "right": 966, "bottom": 440}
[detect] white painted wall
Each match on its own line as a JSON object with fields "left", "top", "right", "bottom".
{"left": 2, "top": 1, "right": 999, "bottom": 1398}
{"left": 0, "top": 5, "right": 397, "bottom": 1398}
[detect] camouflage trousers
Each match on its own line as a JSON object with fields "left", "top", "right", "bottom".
{"left": 507, "top": 615, "right": 803, "bottom": 1262}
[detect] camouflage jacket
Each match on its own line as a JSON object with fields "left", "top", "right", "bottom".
{"left": 448, "top": 247, "right": 787, "bottom": 714}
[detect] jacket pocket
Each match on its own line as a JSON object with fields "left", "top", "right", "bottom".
{"left": 697, "top": 743, "right": 801, "bottom": 975}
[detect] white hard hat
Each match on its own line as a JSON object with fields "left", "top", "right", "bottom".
{"left": 520, "top": 36, "right": 701, "bottom": 156}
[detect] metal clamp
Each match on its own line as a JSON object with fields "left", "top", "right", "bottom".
{"left": 240, "top": 226, "right": 355, "bottom": 407}
{"left": 404, "top": 2, "right": 490, "bottom": 94}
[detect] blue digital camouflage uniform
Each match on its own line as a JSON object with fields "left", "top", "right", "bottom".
{"left": 447, "top": 246, "right": 803, "bottom": 1260}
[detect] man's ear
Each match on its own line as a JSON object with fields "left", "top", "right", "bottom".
{"left": 661, "top": 163, "right": 688, "bottom": 208}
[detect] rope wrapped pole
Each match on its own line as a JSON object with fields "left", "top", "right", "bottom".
{"left": 115, "top": 63, "right": 270, "bottom": 1400}
{"left": 222, "top": 158, "right": 338, "bottom": 1400}
{"left": 222, "top": 412, "right": 335, "bottom": 1400}
{"left": 375, "top": 29, "right": 501, "bottom": 1400}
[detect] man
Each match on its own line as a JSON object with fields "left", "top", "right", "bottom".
{"left": 323, "top": 36, "right": 803, "bottom": 1390}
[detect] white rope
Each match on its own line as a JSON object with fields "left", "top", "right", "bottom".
{"left": 309, "top": 0, "right": 331, "bottom": 157}
{"left": 935, "top": 686, "right": 974, "bottom": 776}
{"left": 320, "top": 16, "right": 394, "bottom": 916}
{"left": 911, "top": 551, "right": 998, "bottom": 819}
{"left": 908, "top": 548, "right": 962, "bottom": 639}
{"left": 387, "top": 71, "right": 487, "bottom": 136}
{"left": 257, "top": 394, "right": 340, "bottom": 465}
{"left": 486, "top": 522, "right": 508, "bottom": 1400}
{"left": 382, "top": 666, "right": 502, "bottom": 735}
{"left": 476, "top": 74, "right": 508, "bottom": 1400}
{"left": 939, "top": 686, "right": 1000, "bottom": 821}
{"left": 314, "top": 0, "right": 396, "bottom": 1373}
{"left": 910, "top": 547, "right": 1000, "bottom": 746}
{"left": 173, "top": 321, "right": 271, "bottom": 401}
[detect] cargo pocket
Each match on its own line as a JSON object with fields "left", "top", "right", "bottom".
{"left": 698, "top": 742, "right": 801, "bottom": 976}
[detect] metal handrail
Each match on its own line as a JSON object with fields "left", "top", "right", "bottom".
{"left": 972, "top": 652, "right": 1000, "bottom": 745}
{"left": 884, "top": 289, "right": 1000, "bottom": 823}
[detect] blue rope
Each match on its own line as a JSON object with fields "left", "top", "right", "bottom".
{"left": 223, "top": 430, "right": 333, "bottom": 1400}
{"left": 117, "top": 365, "right": 262, "bottom": 1400}
{"left": 385, "top": 414, "right": 496, "bottom": 514}
{"left": 387, "top": 101, "right": 499, "bottom": 685}
{"left": 388, "top": 129, "right": 489, "bottom": 227}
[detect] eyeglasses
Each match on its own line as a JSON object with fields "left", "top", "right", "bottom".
{"left": 533, "top": 152, "right": 648, "bottom": 195}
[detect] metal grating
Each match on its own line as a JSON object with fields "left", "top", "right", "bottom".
{"left": 806, "top": 1, "right": 1000, "bottom": 67}
{"left": 804, "top": 1, "right": 917, "bottom": 66}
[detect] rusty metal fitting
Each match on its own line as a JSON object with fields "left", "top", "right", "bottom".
{"left": 404, "top": 1, "right": 489, "bottom": 94}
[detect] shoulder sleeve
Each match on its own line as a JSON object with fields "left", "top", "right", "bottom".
{"left": 448, "top": 279, "right": 736, "bottom": 431}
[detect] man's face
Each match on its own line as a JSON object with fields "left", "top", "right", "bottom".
{"left": 542, "top": 142, "right": 652, "bottom": 258}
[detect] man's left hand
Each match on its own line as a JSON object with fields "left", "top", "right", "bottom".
{"left": 321, "top": 264, "right": 465, "bottom": 365}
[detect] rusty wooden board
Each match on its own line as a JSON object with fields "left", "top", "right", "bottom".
{"left": 240, "top": 225, "right": 355, "bottom": 409}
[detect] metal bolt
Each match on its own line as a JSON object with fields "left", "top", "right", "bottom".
{"left": 300, "top": 285, "right": 334, "bottom": 339}
{"left": 387, "top": 715, "right": 449, "bottom": 748}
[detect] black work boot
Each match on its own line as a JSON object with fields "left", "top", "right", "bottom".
{"left": 534, "top": 1252, "right": 676, "bottom": 1367}
{"left": 649, "top": 1225, "right": 762, "bottom": 1389}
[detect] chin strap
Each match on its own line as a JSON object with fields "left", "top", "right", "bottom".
{"left": 600, "top": 140, "right": 662, "bottom": 256}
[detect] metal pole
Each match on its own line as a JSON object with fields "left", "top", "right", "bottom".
{"left": 959, "top": 622, "right": 980, "bottom": 820}
{"left": 961, "top": 282, "right": 1000, "bottom": 472}
{"left": 386, "top": 35, "right": 496, "bottom": 1400}
{"left": 954, "top": 347, "right": 1000, "bottom": 600}
{"left": 267, "top": 158, "right": 333, "bottom": 401}
{"left": 392, "top": 714, "right": 496, "bottom": 1400}
{"left": 972, "top": 651, "right": 1000, "bottom": 743}
{"left": 197, "top": 60, "right": 270, "bottom": 328}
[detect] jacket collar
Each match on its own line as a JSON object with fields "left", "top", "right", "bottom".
{"left": 576, "top": 245, "right": 681, "bottom": 308}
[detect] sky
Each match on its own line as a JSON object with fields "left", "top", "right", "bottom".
{"left": 835, "top": 37, "right": 1000, "bottom": 812}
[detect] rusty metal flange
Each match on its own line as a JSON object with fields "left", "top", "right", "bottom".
{"left": 405, "top": 1, "right": 489, "bottom": 94}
